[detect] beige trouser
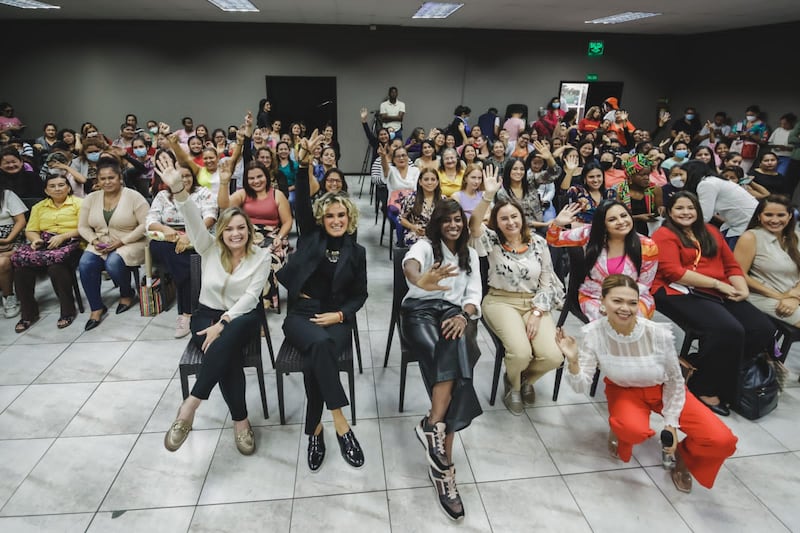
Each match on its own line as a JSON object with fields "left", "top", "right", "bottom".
{"left": 482, "top": 288, "right": 564, "bottom": 390}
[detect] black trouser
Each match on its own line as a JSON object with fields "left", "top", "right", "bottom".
{"left": 283, "top": 298, "right": 351, "bottom": 435}
{"left": 14, "top": 262, "right": 77, "bottom": 321}
{"left": 149, "top": 240, "right": 192, "bottom": 314}
{"left": 190, "top": 305, "right": 259, "bottom": 421}
{"left": 654, "top": 289, "right": 775, "bottom": 405}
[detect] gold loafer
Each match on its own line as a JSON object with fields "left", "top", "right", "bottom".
{"left": 164, "top": 419, "right": 192, "bottom": 452}
{"left": 608, "top": 430, "right": 619, "bottom": 459}
{"left": 235, "top": 427, "right": 256, "bottom": 455}
{"left": 671, "top": 449, "right": 693, "bottom": 493}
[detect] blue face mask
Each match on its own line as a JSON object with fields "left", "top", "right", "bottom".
{"left": 552, "top": 103, "right": 561, "bottom": 109}
{"left": 133, "top": 148, "right": 148, "bottom": 158}
{"left": 86, "top": 152, "right": 101, "bottom": 162}
{"left": 685, "top": 114, "right": 695, "bottom": 121}
{"left": 674, "top": 149, "right": 689, "bottom": 159}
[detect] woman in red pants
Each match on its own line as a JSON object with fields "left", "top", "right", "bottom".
{"left": 555, "top": 274, "right": 737, "bottom": 493}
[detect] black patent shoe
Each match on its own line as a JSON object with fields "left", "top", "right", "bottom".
{"left": 699, "top": 398, "right": 730, "bottom": 416}
{"left": 336, "top": 429, "right": 365, "bottom": 468}
{"left": 308, "top": 432, "right": 326, "bottom": 473}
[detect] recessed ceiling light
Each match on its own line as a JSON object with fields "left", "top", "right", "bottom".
{"left": 0, "top": 0, "right": 60, "bottom": 9}
{"left": 207, "top": 0, "right": 259, "bottom": 12}
{"left": 585, "top": 12, "right": 661, "bottom": 25}
{"left": 412, "top": 2, "right": 464, "bottom": 19}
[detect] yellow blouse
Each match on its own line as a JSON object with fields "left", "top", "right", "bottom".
{"left": 27, "top": 196, "right": 82, "bottom": 234}
{"left": 438, "top": 169, "right": 465, "bottom": 198}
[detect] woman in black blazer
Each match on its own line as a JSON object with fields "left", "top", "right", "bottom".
{"left": 278, "top": 135, "right": 368, "bottom": 473}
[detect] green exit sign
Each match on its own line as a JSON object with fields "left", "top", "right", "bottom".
{"left": 586, "top": 74, "right": 599, "bottom": 81}
{"left": 588, "top": 40, "right": 605, "bottom": 57}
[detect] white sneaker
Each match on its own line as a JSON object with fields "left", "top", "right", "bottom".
{"left": 4, "top": 295, "right": 20, "bottom": 318}
{"left": 175, "top": 315, "right": 191, "bottom": 338}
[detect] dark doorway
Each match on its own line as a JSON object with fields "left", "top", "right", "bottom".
{"left": 265, "top": 76, "right": 337, "bottom": 136}
{"left": 558, "top": 81, "right": 624, "bottom": 119}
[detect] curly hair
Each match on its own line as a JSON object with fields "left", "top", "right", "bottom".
{"left": 313, "top": 192, "right": 359, "bottom": 234}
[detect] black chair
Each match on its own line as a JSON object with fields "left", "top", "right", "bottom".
{"left": 178, "top": 254, "right": 271, "bottom": 419}
{"left": 274, "top": 316, "right": 362, "bottom": 425}
{"left": 551, "top": 246, "right": 595, "bottom": 401}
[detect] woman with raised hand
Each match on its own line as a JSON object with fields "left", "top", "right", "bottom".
{"left": 218, "top": 158, "right": 292, "bottom": 312}
{"left": 402, "top": 199, "right": 482, "bottom": 521}
{"left": 158, "top": 157, "right": 269, "bottom": 456}
{"left": 278, "top": 144, "right": 368, "bottom": 473}
{"left": 556, "top": 274, "right": 738, "bottom": 494}
{"left": 147, "top": 163, "right": 217, "bottom": 337}
{"left": 547, "top": 199, "right": 658, "bottom": 320}
{"left": 734, "top": 194, "right": 800, "bottom": 327}
{"left": 470, "top": 166, "right": 564, "bottom": 414}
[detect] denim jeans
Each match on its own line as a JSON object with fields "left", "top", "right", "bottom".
{"left": 78, "top": 251, "right": 134, "bottom": 311}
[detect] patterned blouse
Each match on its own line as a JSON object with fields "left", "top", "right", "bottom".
{"left": 146, "top": 187, "right": 217, "bottom": 229}
{"left": 399, "top": 193, "right": 440, "bottom": 247}
{"left": 474, "top": 225, "right": 564, "bottom": 312}
{"left": 546, "top": 223, "right": 659, "bottom": 320}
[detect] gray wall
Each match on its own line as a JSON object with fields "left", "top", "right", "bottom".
{"left": 2, "top": 21, "right": 796, "bottom": 172}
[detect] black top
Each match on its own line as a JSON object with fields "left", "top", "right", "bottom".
{"left": 301, "top": 236, "right": 343, "bottom": 301}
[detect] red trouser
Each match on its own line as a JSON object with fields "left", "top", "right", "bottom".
{"left": 604, "top": 378, "right": 738, "bottom": 489}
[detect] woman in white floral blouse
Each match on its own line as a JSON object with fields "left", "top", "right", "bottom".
{"left": 147, "top": 161, "right": 217, "bottom": 337}
{"left": 469, "top": 166, "right": 565, "bottom": 414}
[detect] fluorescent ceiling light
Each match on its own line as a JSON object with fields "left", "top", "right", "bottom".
{"left": 0, "top": 0, "right": 60, "bottom": 8}
{"left": 585, "top": 12, "right": 661, "bottom": 25}
{"left": 412, "top": 2, "right": 463, "bottom": 19}
{"left": 207, "top": 0, "right": 259, "bottom": 12}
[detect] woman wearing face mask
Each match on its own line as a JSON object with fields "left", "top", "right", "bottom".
{"left": 661, "top": 142, "right": 690, "bottom": 172}
{"left": 129, "top": 136, "right": 154, "bottom": 198}
{"left": 749, "top": 152, "right": 790, "bottom": 196}
{"left": 599, "top": 151, "right": 626, "bottom": 188}
{"left": 556, "top": 274, "right": 738, "bottom": 494}
{"left": 681, "top": 160, "right": 757, "bottom": 249}
{"left": 607, "top": 154, "right": 663, "bottom": 236}
{"left": 541, "top": 97, "right": 566, "bottom": 137}
{"left": 661, "top": 165, "right": 689, "bottom": 207}
{"left": 730, "top": 106, "right": 769, "bottom": 173}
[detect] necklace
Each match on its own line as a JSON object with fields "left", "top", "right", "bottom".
{"left": 325, "top": 249, "right": 340, "bottom": 263}
{"left": 502, "top": 241, "right": 528, "bottom": 254}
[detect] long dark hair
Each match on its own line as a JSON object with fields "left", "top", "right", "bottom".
{"left": 747, "top": 194, "right": 800, "bottom": 271}
{"left": 502, "top": 157, "right": 528, "bottom": 197}
{"left": 584, "top": 200, "right": 642, "bottom": 275}
{"left": 663, "top": 191, "right": 717, "bottom": 257}
{"left": 243, "top": 161, "right": 272, "bottom": 199}
{"left": 426, "top": 199, "right": 472, "bottom": 275}
{"left": 410, "top": 168, "right": 442, "bottom": 218}
{"left": 682, "top": 159, "right": 717, "bottom": 194}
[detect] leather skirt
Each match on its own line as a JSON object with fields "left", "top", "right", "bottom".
{"left": 400, "top": 298, "right": 483, "bottom": 432}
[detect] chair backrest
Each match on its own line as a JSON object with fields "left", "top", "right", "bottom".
{"left": 190, "top": 253, "right": 202, "bottom": 313}
{"left": 556, "top": 245, "right": 589, "bottom": 327}
{"left": 393, "top": 247, "right": 410, "bottom": 315}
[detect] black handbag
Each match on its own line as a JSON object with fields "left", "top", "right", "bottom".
{"left": 734, "top": 354, "right": 779, "bottom": 420}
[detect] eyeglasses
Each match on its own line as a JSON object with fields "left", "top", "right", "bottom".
{"left": 327, "top": 178, "right": 343, "bottom": 183}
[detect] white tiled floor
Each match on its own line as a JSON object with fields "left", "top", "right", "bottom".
{"left": 1, "top": 177, "right": 799, "bottom": 532}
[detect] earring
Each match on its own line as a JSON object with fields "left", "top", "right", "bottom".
{"left": 599, "top": 304, "right": 607, "bottom": 315}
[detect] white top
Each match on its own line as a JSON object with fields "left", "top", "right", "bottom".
{"left": 473, "top": 225, "right": 564, "bottom": 311}
{"left": 379, "top": 100, "right": 406, "bottom": 131}
{"left": 0, "top": 190, "right": 28, "bottom": 226}
{"left": 698, "top": 124, "right": 732, "bottom": 147}
{"left": 176, "top": 196, "right": 270, "bottom": 320}
{"left": 402, "top": 239, "right": 483, "bottom": 318}
{"left": 696, "top": 176, "right": 757, "bottom": 237}
{"left": 768, "top": 127, "right": 792, "bottom": 158}
{"left": 146, "top": 187, "right": 217, "bottom": 229}
{"left": 566, "top": 318, "right": 685, "bottom": 427}
{"left": 382, "top": 165, "right": 420, "bottom": 196}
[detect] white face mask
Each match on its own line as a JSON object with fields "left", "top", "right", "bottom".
{"left": 670, "top": 177, "right": 685, "bottom": 188}
{"left": 746, "top": 115, "right": 757, "bottom": 122}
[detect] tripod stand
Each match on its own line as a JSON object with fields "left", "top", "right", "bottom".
{"left": 358, "top": 112, "right": 380, "bottom": 202}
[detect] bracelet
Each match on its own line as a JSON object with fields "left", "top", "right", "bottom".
{"left": 455, "top": 313, "right": 468, "bottom": 326}
{"left": 171, "top": 186, "right": 185, "bottom": 194}
{"left": 337, "top": 311, "right": 344, "bottom": 323}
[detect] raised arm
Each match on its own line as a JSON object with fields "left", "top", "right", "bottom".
{"left": 469, "top": 165, "right": 501, "bottom": 238}
{"left": 156, "top": 158, "right": 214, "bottom": 255}
{"left": 168, "top": 132, "right": 200, "bottom": 176}
{"left": 360, "top": 107, "right": 379, "bottom": 149}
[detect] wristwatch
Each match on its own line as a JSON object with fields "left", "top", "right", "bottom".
{"left": 531, "top": 308, "right": 543, "bottom": 318}
{"left": 219, "top": 318, "right": 230, "bottom": 328}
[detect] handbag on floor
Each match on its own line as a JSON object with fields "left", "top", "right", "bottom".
{"left": 734, "top": 353, "right": 779, "bottom": 420}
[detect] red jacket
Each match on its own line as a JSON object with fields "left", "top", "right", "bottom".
{"left": 651, "top": 224, "right": 743, "bottom": 296}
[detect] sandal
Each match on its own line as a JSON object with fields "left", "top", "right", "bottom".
{"left": 57, "top": 316, "right": 75, "bottom": 329}
{"left": 15, "top": 317, "right": 38, "bottom": 333}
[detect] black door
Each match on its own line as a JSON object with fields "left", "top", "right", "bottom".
{"left": 265, "top": 76, "right": 337, "bottom": 135}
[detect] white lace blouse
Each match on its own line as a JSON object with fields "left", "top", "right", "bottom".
{"left": 566, "top": 318, "right": 685, "bottom": 427}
